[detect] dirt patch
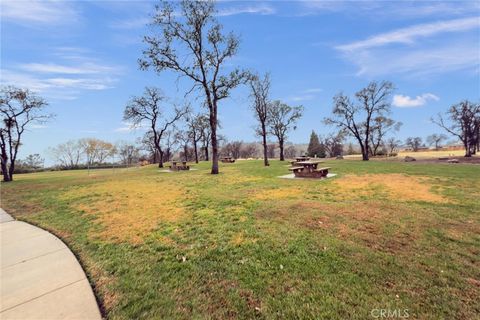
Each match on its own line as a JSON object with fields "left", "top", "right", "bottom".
{"left": 61, "top": 179, "right": 187, "bottom": 244}
{"left": 333, "top": 174, "right": 447, "bottom": 203}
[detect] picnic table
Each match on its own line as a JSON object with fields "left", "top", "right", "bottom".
{"left": 169, "top": 161, "right": 190, "bottom": 171}
{"left": 288, "top": 160, "right": 330, "bottom": 178}
{"left": 290, "top": 156, "right": 311, "bottom": 166}
{"left": 221, "top": 157, "right": 235, "bottom": 163}
{"left": 296, "top": 156, "right": 310, "bottom": 161}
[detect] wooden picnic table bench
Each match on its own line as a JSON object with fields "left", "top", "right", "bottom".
{"left": 169, "top": 161, "right": 190, "bottom": 171}
{"left": 288, "top": 160, "right": 330, "bottom": 178}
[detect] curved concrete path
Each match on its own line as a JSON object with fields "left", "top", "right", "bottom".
{"left": 0, "top": 208, "right": 102, "bottom": 319}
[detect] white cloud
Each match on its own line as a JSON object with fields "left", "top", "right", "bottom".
{"left": 302, "top": 88, "right": 322, "bottom": 94}
{"left": 31, "top": 124, "right": 48, "bottom": 129}
{"left": 19, "top": 63, "right": 118, "bottom": 75}
{"left": 337, "top": 17, "right": 479, "bottom": 52}
{"left": 290, "top": 95, "right": 315, "bottom": 102}
{"left": 217, "top": 4, "right": 275, "bottom": 16}
{"left": 0, "top": 0, "right": 79, "bottom": 25}
{"left": 353, "top": 42, "right": 479, "bottom": 77}
{"left": 287, "top": 87, "right": 323, "bottom": 102}
{"left": 298, "top": 1, "right": 479, "bottom": 18}
{"left": 114, "top": 126, "right": 134, "bottom": 133}
{"left": 335, "top": 17, "right": 480, "bottom": 77}
{"left": 114, "top": 122, "right": 147, "bottom": 133}
{"left": 110, "top": 3, "right": 275, "bottom": 30}
{"left": 393, "top": 93, "right": 439, "bottom": 108}
{"left": 110, "top": 17, "right": 150, "bottom": 30}
{"left": 1, "top": 48, "right": 122, "bottom": 100}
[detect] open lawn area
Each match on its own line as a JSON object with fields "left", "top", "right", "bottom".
{"left": 1, "top": 160, "right": 479, "bottom": 319}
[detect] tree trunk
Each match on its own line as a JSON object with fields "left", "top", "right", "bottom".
{"left": 204, "top": 145, "right": 209, "bottom": 161}
{"left": 464, "top": 136, "right": 472, "bottom": 157}
{"left": 158, "top": 150, "right": 164, "bottom": 168}
{"left": 279, "top": 139, "right": 285, "bottom": 161}
{"left": 1, "top": 160, "right": 10, "bottom": 182}
{"left": 193, "top": 140, "right": 199, "bottom": 164}
{"left": 209, "top": 108, "right": 219, "bottom": 174}
{"left": 1, "top": 147, "right": 10, "bottom": 182}
{"left": 7, "top": 161, "right": 14, "bottom": 182}
{"left": 360, "top": 143, "right": 369, "bottom": 161}
{"left": 183, "top": 145, "right": 188, "bottom": 162}
{"left": 261, "top": 124, "right": 269, "bottom": 166}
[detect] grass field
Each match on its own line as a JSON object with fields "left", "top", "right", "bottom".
{"left": 1, "top": 160, "right": 479, "bottom": 319}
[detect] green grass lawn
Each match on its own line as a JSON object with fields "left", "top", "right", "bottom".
{"left": 1, "top": 160, "right": 479, "bottom": 319}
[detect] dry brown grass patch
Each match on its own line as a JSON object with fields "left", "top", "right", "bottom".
{"left": 256, "top": 200, "right": 425, "bottom": 253}
{"left": 254, "top": 187, "right": 305, "bottom": 200}
{"left": 333, "top": 174, "right": 447, "bottom": 203}
{"left": 61, "top": 179, "right": 187, "bottom": 244}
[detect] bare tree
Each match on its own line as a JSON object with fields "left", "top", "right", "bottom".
{"left": 123, "top": 87, "right": 187, "bottom": 167}
{"left": 369, "top": 116, "right": 401, "bottom": 156}
{"left": 222, "top": 141, "right": 242, "bottom": 159}
{"left": 200, "top": 117, "right": 212, "bottom": 161}
{"left": 50, "top": 140, "right": 84, "bottom": 169}
{"left": 186, "top": 112, "right": 208, "bottom": 163}
{"left": 324, "top": 81, "right": 394, "bottom": 161}
{"left": 240, "top": 143, "right": 258, "bottom": 159}
{"left": 79, "top": 138, "right": 116, "bottom": 165}
{"left": 268, "top": 100, "right": 303, "bottom": 161}
{"left": 21, "top": 154, "right": 44, "bottom": 170}
{"left": 140, "top": 0, "right": 250, "bottom": 174}
{"left": 432, "top": 100, "right": 480, "bottom": 157}
{"left": 250, "top": 73, "right": 271, "bottom": 166}
{"left": 324, "top": 132, "right": 345, "bottom": 157}
{"left": 267, "top": 143, "right": 276, "bottom": 158}
{"left": 138, "top": 131, "right": 158, "bottom": 163}
{"left": 284, "top": 145, "right": 297, "bottom": 159}
{"left": 163, "top": 130, "right": 177, "bottom": 162}
{"left": 426, "top": 134, "right": 448, "bottom": 150}
{"left": 0, "top": 86, "right": 52, "bottom": 181}
{"left": 386, "top": 137, "right": 401, "bottom": 156}
{"left": 117, "top": 141, "right": 140, "bottom": 166}
{"left": 405, "top": 137, "right": 423, "bottom": 152}
{"left": 175, "top": 130, "right": 191, "bottom": 162}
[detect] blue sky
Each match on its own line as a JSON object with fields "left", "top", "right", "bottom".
{"left": 1, "top": 0, "right": 479, "bottom": 162}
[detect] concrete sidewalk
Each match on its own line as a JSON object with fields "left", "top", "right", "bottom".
{"left": 0, "top": 208, "right": 102, "bottom": 319}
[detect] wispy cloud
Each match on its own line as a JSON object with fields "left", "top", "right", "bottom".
{"left": 110, "top": 17, "right": 150, "bottom": 30}
{"left": 298, "top": 1, "right": 479, "bottom": 18}
{"left": 0, "top": 0, "right": 79, "bottom": 25}
{"left": 19, "top": 62, "right": 119, "bottom": 75}
{"left": 217, "top": 3, "right": 275, "bottom": 16}
{"left": 393, "top": 93, "right": 439, "bottom": 108}
{"left": 114, "top": 122, "right": 147, "bottom": 133}
{"left": 288, "top": 88, "right": 322, "bottom": 102}
{"left": 352, "top": 41, "right": 479, "bottom": 77}
{"left": 302, "top": 88, "right": 322, "bottom": 94}
{"left": 336, "top": 17, "right": 479, "bottom": 52}
{"left": 110, "top": 2, "right": 275, "bottom": 30}
{"left": 31, "top": 124, "right": 48, "bottom": 129}
{"left": 335, "top": 17, "right": 480, "bottom": 77}
{"left": 1, "top": 48, "right": 123, "bottom": 100}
